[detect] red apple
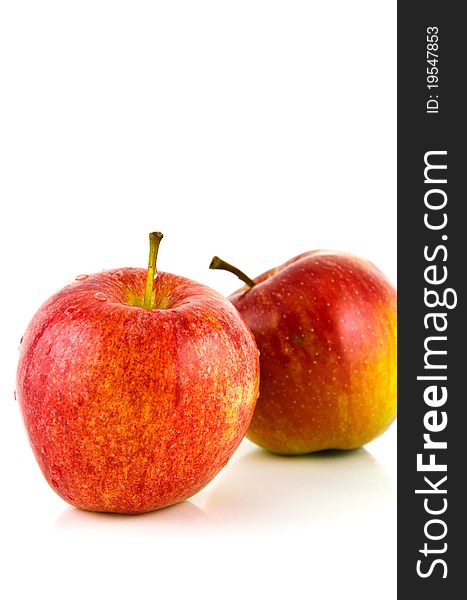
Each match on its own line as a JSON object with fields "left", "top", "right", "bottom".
{"left": 17, "top": 233, "right": 259, "bottom": 513}
{"left": 210, "top": 251, "right": 396, "bottom": 454}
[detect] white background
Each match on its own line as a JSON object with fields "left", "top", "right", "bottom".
{"left": 0, "top": 2, "right": 396, "bottom": 599}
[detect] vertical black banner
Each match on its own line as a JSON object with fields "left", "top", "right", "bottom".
{"left": 398, "top": 2, "right": 465, "bottom": 595}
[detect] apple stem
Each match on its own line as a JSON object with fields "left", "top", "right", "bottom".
{"left": 209, "top": 256, "right": 256, "bottom": 288}
{"left": 143, "top": 232, "right": 164, "bottom": 309}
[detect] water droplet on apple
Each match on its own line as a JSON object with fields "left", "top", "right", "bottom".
{"left": 94, "top": 292, "right": 108, "bottom": 301}
{"left": 112, "top": 271, "right": 124, "bottom": 280}
{"left": 75, "top": 274, "right": 88, "bottom": 281}
{"left": 41, "top": 446, "right": 48, "bottom": 456}
{"left": 51, "top": 465, "right": 62, "bottom": 480}
{"left": 64, "top": 305, "right": 80, "bottom": 316}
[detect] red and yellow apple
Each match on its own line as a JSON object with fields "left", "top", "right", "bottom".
{"left": 17, "top": 233, "right": 259, "bottom": 513}
{"left": 211, "top": 251, "right": 396, "bottom": 454}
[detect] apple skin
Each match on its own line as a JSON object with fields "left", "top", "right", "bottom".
{"left": 228, "top": 251, "right": 396, "bottom": 454}
{"left": 17, "top": 268, "right": 259, "bottom": 513}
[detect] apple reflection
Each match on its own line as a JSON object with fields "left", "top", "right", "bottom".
{"left": 201, "top": 446, "right": 395, "bottom": 533}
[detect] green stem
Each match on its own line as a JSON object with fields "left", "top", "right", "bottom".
{"left": 209, "top": 256, "right": 256, "bottom": 288}
{"left": 143, "top": 232, "right": 164, "bottom": 309}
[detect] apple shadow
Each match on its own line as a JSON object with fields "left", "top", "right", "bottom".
{"left": 54, "top": 499, "right": 209, "bottom": 536}
{"left": 53, "top": 448, "right": 394, "bottom": 537}
{"left": 201, "top": 446, "right": 395, "bottom": 534}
